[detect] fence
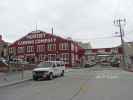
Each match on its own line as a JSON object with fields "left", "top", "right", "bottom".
{"left": 0, "top": 63, "right": 36, "bottom": 72}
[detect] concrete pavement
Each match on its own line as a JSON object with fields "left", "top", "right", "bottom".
{"left": 0, "top": 71, "right": 32, "bottom": 88}
{"left": 0, "top": 68, "right": 75, "bottom": 88}
{"left": 0, "top": 66, "right": 133, "bottom": 100}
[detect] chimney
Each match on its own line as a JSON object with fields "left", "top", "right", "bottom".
{"left": 0, "top": 35, "right": 2, "bottom": 41}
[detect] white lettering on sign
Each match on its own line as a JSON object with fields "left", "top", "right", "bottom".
{"left": 26, "top": 33, "right": 46, "bottom": 39}
{"left": 18, "top": 38, "right": 56, "bottom": 45}
{"left": 18, "top": 40, "right": 34, "bottom": 45}
{"left": 34, "top": 38, "right": 56, "bottom": 44}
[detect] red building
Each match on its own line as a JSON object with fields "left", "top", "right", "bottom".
{"left": 9, "top": 30, "right": 85, "bottom": 67}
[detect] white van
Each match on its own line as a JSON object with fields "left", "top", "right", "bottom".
{"left": 32, "top": 61, "right": 65, "bottom": 80}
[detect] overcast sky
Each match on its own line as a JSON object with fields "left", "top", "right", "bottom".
{"left": 0, "top": 0, "right": 133, "bottom": 48}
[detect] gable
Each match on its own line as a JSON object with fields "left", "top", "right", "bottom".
{"left": 9, "top": 31, "right": 68, "bottom": 47}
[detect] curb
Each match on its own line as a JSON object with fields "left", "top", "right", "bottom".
{"left": 124, "top": 69, "right": 133, "bottom": 72}
{"left": 0, "top": 78, "right": 32, "bottom": 88}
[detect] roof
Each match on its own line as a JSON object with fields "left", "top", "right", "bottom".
{"left": 9, "top": 30, "right": 84, "bottom": 50}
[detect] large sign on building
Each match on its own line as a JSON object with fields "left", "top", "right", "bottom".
{"left": 9, "top": 30, "right": 85, "bottom": 67}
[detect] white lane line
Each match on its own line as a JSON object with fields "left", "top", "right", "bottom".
{"left": 95, "top": 70, "right": 119, "bottom": 79}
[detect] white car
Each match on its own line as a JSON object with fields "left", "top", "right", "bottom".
{"left": 84, "top": 60, "right": 96, "bottom": 68}
{"left": 32, "top": 61, "right": 65, "bottom": 80}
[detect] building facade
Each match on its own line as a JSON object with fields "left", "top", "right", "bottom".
{"left": 78, "top": 42, "right": 92, "bottom": 67}
{"left": 78, "top": 42, "right": 92, "bottom": 49}
{"left": 0, "top": 35, "right": 10, "bottom": 59}
{"left": 9, "top": 30, "right": 85, "bottom": 67}
{"left": 123, "top": 42, "right": 133, "bottom": 65}
{"left": 85, "top": 47, "right": 123, "bottom": 64}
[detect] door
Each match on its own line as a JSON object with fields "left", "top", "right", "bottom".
{"left": 52, "top": 64, "right": 58, "bottom": 76}
{"left": 56, "top": 63, "right": 62, "bottom": 75}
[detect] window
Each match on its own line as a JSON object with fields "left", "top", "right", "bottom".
{"left": 9, "top": 47, "right": 16, "bottom": 55}
{"left": 47, "top": 44, "right": 56, "bottom": 51}
{"left": 71, "top": 53, "right": 74, "bottom": 65}
{"left": 37, "top": 45, "right": 45, "bottom": 52}
{"left": 48, "top": 54, "right": 56, "bottom": 61}
{"left": 52, "top": 44, "right": 56, "bottom": 50}
{"left": 9, "top": 48, "right": 13, "bottom": 54}
{"left": 59, "top": 43, "right": 62, "bottom": 50}
{"left": 71, "top": 43, "right": 74, "bottom": 51}
{"left": 17, "top": 47, "right": 24, "bottom": 53}
{"left": 60, "top": 53, "right": 69, "bottom": 64}
{"left": 76, "top": 55, "right": 78, "bottom": 61}
{"left": 57, "top": 63, "right": 60, "bottom": 67}
{"left": 59, "top": 43, "right": 69, "bottom": 50}
{"left": 38, "top": 54, "right": 44, "bottom": 61}
{"left": 75, "top": 46, "right": 78, "bottom": 53}
{"left": 27, "top": 46, "right": 34, "bottom": 53}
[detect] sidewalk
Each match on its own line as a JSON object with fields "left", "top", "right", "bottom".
{"left": 0, "top": 70, "right": 32, "bottom": 88}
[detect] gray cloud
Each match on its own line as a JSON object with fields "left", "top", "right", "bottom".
{"left": 0, "top": 0, "right": 133, "bottom": 48}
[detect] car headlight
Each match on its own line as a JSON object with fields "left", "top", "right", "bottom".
{"left": 32, "top": 71, "right": 36, "bottom": 75}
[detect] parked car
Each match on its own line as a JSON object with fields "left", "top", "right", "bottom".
{"left": 32, "top": 61, "right": 65, "bottom": 80}
{"left": 10, "top": 58, "right": 29, "bottom": 64}
{"left": 110, "top": 58, "right": 120, "bottom": 67}
{"left": 0, "top": 57, "right": 8, "bottom": 65}
{"left": 84, "top": 60, "right": 96, "bottom": 68}
{"left": 101, "top": 60, "right": 111, "bottom": 66}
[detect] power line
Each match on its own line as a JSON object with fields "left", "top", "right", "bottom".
{"left": 114, "top": 18, "right": 127, "bottom": 69}
{"left": 73, "top": 35, "right": 119, "bottom": 41}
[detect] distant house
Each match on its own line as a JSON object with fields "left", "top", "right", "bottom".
{"left": 85, "top": 47, "right": 123, "bottom": 65}
{"left": 9, "top": 30, "right": 85, "bottom": 67}
{"left": 77, "top": 42, "right": 92, "bottom": 66}
{"left": 0, "top": 35, "right": 10, "bottom": 58}
{"left": 78, "top": 42, "right": 92, "bottom": 49}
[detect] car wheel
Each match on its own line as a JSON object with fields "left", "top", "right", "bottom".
{"left": 33, "top": 76, "right": 38, "bottom": 81}
{"left": 49, "top": 73, "right": 53, "bottom": 80}
{"left": 60, "top": 70, "right": 64, "bottom": 76}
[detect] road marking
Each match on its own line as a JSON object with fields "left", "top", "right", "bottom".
{"left": 79, "top": 83, "right": 89, "bottom": 93}
{"left": 95, "top": 70, "right": 119, "bottom": 79}
{"left": 69, "top": 80, "right": 89, "bottom": 100}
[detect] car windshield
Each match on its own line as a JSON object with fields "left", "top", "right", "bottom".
{"left": 37, "top": 63, "right": 52, "bottom": 68}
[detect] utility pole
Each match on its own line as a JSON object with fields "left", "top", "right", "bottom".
{"left": 52, "top": 27, "right": 53, "bottom": 35}
{"left": 114, "top": 18, "right": 127, "bottom": 69}
{"left": 35, "top": 24, "right": 38, "bottom": 31}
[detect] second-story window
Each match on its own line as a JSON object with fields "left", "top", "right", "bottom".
{"left": 17, "top": 47, "right": 24, "bottom": 53}
{"left": 48, "top": 54, "right": 56, "bottom": 61}
{"left": 47, "top": 44, "right": 56, "bottom": 51}
{"left": 9, "top": 47, "right": 13, "bottom": 54}
{"left": 27, "top": 46, "right": 34, "bottom": 53}
{"left": 37, "top": 45, "right": 45, "bottom": 52}
{"left": 75, "top": 46, "right": 78, "bottom": 53}
{"left": 9, "top": 47, "right": 16, "bottom": 55}
{"left": 71, "top": 43, "right": 74, "bottom": 51}
{"left": 59, "top": 43, "right": 69, "bottom": 50}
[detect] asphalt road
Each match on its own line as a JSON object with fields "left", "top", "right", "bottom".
{"left": 0, "top": 65, "right": 133, "bottom": 100}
